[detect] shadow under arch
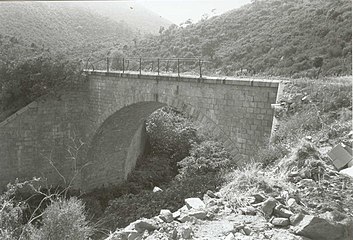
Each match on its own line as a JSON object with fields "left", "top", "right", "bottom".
{"left": 81, "top": 101, "right": 166, "bottom": 190}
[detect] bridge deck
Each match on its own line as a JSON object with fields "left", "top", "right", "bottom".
{"left": 83, "top": 70, "right": 282, "bottom": 88}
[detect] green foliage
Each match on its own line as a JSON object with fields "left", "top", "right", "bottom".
{"left": 0, "top": 53, "right": 82, "bottom": 120}
{"left": 177, "top": 140, "right": 233, "bottom": 179}
{"left": 313, "top": 56, "right": 324, "bottom": 69}
{"left": 32, "top": 198, "right": 92, "bottom": 240}
{"left": 131, "top": 0, "right": 351, "bottom": 77}
{"left": 0, "top": 182, "right": 26, "bottom": 240}
{"left": 146, "top": 106, "right": 198, "bottom": 160}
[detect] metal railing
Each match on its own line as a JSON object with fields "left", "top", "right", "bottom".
{"left": 84, "top": 57, "right": 211, "bottom": 78}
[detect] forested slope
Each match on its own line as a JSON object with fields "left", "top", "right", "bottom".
{"left": 132, "top": 0, "right": 352, "bottom": 77}
{"left": 0, "top": 2, "right": 138, "bottom": 60}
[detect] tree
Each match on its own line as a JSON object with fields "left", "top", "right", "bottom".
{"left": 159, "top": 26, "right": 165, "bottom": 35}
{"left": 313, "top": 56, "right": 324, "bottom": 78}
{"left": 201, "top": 41, "right": 216, "bottom": 60}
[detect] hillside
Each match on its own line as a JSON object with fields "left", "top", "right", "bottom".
{"left": 69, "top": 2, "right": 172, "bottom": 35}
{"left": 132, "top": 0, "right": 352, "bottom": 77}
{"left": 0, "top": 2, "right": 138, "bottom": 59}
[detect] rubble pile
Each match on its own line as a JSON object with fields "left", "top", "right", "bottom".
{"left": 105, "top": 183, "right": 353, "bottom": 240}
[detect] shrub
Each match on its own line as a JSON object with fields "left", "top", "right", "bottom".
{"left": 221, "top": 163, "right": 294, "bottom": 208}
{"left": 0, "top": 189, "right": 24, "bottom": 240}
{"left": 256, "top": 143, "right": 289, "bottom": 167}
{"left": 146, "top": 106, "right": 198, "bottom": 160}
{"left": 177, "top": 140, "right": 233, "bottom": 179}
{"left": 32, "top": 197, "right": 92, "bottom": 240}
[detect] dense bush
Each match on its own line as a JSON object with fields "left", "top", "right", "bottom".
{"left": 31, "top": 197, "right": 92, "bottom": 240}
{"left": 146, "top": 106, "right": 198, "bottom": 160}
{"left": 177, "top": 140, "right": 233, "bottom": 179}
{"left": 0, "top": 182, "right": 26, "bottom": 240}
{"left": 0, "top": 53, "right": 82, "bottom": 114}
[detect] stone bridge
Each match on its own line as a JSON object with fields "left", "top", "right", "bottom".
{"left": 0, "top": 71, "right": 283, "bottom": 191}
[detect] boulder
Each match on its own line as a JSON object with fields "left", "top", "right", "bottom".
{"left": 294, "top": 215, "right": 349, "bottom": 240}
{"left": 239, "top": 206, "right": 257, "bottom": 215}
{"left": 134, "top": 219, "right": 159, "bottom": 233}
{"left": 274, "top": 205, "right": 293, "bottom": 218}
{"left": 185, "top": 198, "right": 206, "bottom": 209}
{"left": 289, "top": 213, "right": 305, "bottom": 226}
{"left": 261, "top": 197, "right": 277, "bottom": 217}
{"left": 188, "top": 209, "right": 208, "bottom": 220}
{"left": 271, "top": 217, "right": 290, "bottom": 227}
{"left": 159, "top": 209, "right": 174, "bottom": 223}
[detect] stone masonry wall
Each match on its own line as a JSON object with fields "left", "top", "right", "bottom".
{"left": 0, "top": 89, "right": 90, "bottom": 191}
{"left": 0, "top": 71, "right": 281, "bottom": 191}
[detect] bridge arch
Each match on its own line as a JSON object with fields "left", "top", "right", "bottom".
{"left": 82, "top": 98, "right": 228, "bottom": 190}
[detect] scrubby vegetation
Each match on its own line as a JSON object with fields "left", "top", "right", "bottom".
{"left": 130, "top": 0, "right": 351, "bottom": 77}
{"left": 222, "top": 77, "right": 352, "bottom": 217}
{"left": 0, "top": 180, "right": 93, "bottom": 240}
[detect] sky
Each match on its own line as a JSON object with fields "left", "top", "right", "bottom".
{"left": 135, "top": 0, "right": 251, "bottom": 25}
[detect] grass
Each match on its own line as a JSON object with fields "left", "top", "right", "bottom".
{"left": 220, "top": 162, "right": 295, "bottom": 208}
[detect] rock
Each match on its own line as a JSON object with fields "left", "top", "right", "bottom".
{"left": 239, "top": 206, "right": 257, "bottom": 215}
{"left": 178, "top": 214, "right": 195, "bottom": 223}
{"left": 297, "top": 179, "right": 316, "bottom": 188}
{"left": 153, "top": 186, "right": 163, "bottom": 193}
{"left": 252, "top": 193, "right": 266, "bottom": 203}
{"left": 288, "top": 171, "right": 299, "bottom": 177}
{"left": 294, "top": 215, "right": 348, "bottom": 240}
{"left": 271, "top": 217, "right": 290, "bottom": 227}
{"left": 243, "top": 226, "right": 252, "bottom": 235}
{"left": 172, "top": 210, "right": 181, "bottom": 219}
{"left": 185, "top": 198, "right": 205, "bottom": 209}
{"left": 289, "top": 213, "right": 305, "bottom": 226}
{"left": 180, "top": 226, "right": 193, "bottom": 239}
{"left": 340, "top": 166, "right": 353, "bottom": 178}
{"left": 274, "top": 205, "right": 293, "bottom": 218}
{"left": 179, "top": 205, "right": 189, "bottom": 213}
{"left": 287, "top": 198, "right": 296, "bottom": 207}
{"left": 233, "top": 223, "right": 245, "bottom": 232}
{"left": 206, "top": 190, "right": 218, "bottom": 198}
{"left": 159, "top": 209, "right": 174, "bottom": 223}
{"left": 134, "top": 219, "right": 159, "bottom": 233}
{"left": 188, "top": 209, "right": 208, "bottom": 220}
{"left": 224, "top": 233, "right": 235, "bottom": 240}
{"left": 261, "top": 197, "right": 277, "bottom": 217}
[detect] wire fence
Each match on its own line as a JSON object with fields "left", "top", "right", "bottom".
{"left": 84, "top": 57, "right": 212, "bottom": 78}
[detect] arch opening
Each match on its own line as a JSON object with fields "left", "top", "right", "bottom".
{"left": 82, "top": 101, "right": 166, "bottom": 190}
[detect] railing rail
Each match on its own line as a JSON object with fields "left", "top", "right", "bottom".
{"left": 84, "top": 57, "right": 211, "bottom": 78}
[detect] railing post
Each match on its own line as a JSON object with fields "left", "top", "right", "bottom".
{"left": 122, "top": 58, "right": 125, "bottom": 73}
{"left": 157, "top": 58, "right": 160, "bottom": 75}
{"left": 139, "top": 57, "right": 142, "bottom": 75}
{"left": 199, "top": 59, "right": 202, "bottom": 78}
{"left": 177, "top": 58, "right": 180, "bottom": 77}
{"left": 107, "top": 57, "right": 110, "bottom": 72}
